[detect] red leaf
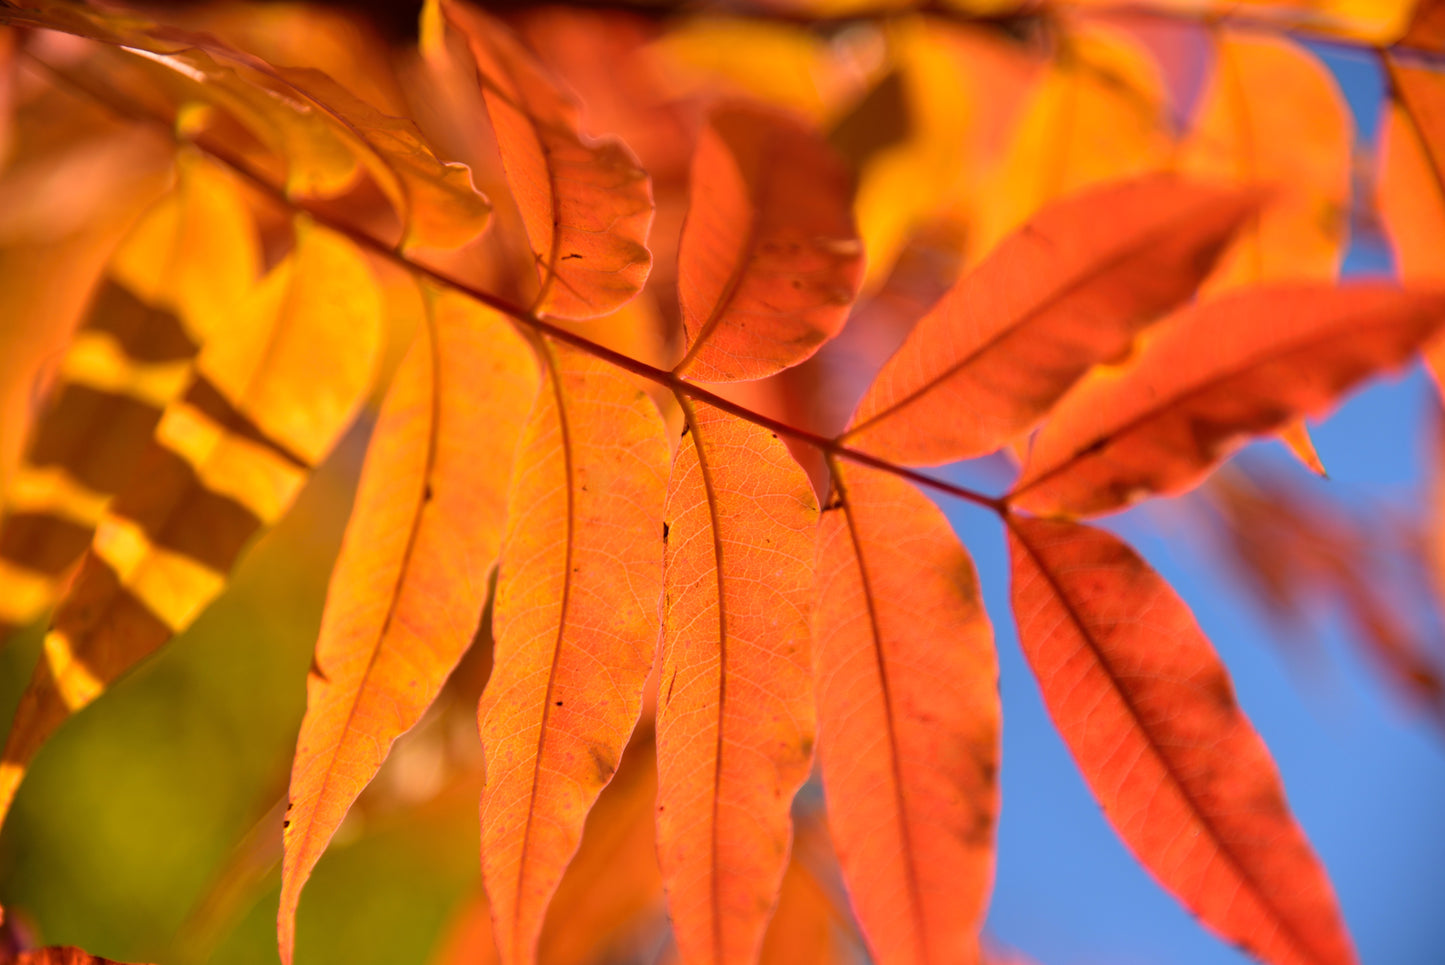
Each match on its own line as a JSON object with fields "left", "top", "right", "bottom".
{"left": 1011, "top": 284, "right": 1445, "bottom": 517}
{"left": 1007, "top": 515, "right": 1356, "bottom": 965}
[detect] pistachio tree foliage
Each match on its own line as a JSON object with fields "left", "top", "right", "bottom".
{"left": 0, "top": 0, "right": 1444, "bottom": 963}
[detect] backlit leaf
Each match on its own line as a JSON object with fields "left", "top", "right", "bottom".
{"left": 278, "top": 290, "right": 538, "bottom": 964}
{"left": 842, "top": 175, "right": 1259, "bottom": 465}
{"left": 4, "top": 0, "right": 487, "bottom": 249}
{"left": 539, "top": 731, "right": 664, "bottom": 965}
{"left": 1378, "top": 66, "right": 1445, "bottom": 284}
{"left": 646, "top": 18, "right": 853, "bottom": 121}
{"left": 814, "top": 459, "right": 999, "bottom": 965}
{"left": 266, "top": 65, "right": 492, "bottom": 251}
{"left": 841, "top": 19, "right": 1023, "bottom": 288}
{"left": 438, "top": 0, "right": 654, "bottom": 320}
{"left": 759, "top": 849, "right": 851, "bottom": 965}
{"left": 479, "top": 339, "right": 667, "bottom": 965}
{"left": 1179, "top": 32, "right": 1351, "bottom": 292}
{"left": 0, "top": 156, "right": 256, "bottom": 635}
{"left": 656, "top": 400, "right": 817, "bottom": 965}
{"left": 1011, "top": 284, "right": 1445, "bottom": 517}
{"left": 1007, "top": 515, "right": 1357, "bottom": 965}
{"left": 1377, "top": 59, "right": 1445, "bottom": 389}
{"left": 674, "top": 102, "right": 863, "bottom": 383}
{"left": 972, "top": 23, "right": 1171, "bottom": 257}
{"left": 0, "top": 219, "right": 381, "bottom": 825}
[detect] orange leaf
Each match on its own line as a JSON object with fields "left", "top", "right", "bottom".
{"left": 972, "top": 23, "right": 1171, "bottom": 258}
{"left": 842, "top": 175, "right": 1259, "bottom": 466}
{"left": 0, "top": 220, "right": 381, "bottom": 825}
{"left": 479, "top": 339, "right": 668, "bottom": 965}
{"left": 1378, "top": 63, "right": 1445, "bottom": 285}
{"left": 1006, "top": 516, "right": 1357, "bottom": 965}
{"left": 0, "top": 156, "right": 257, "bottom": 636}
{"left": 1279, "top": 420, "right": 1328, "bottom": 476}
{"left": 433, "top": 734, "right": 664, "bottom": 965}
{"left": 267, "top": 65, "right": 493, "bottom": 251}
{"left": 656, "top": 400, "right": 818, "bottom": 965}
{"left": 759, "top": 849, "right": 851, "bottom": 965}
{"left": 1011, "top": 284, "right": 1445, "bottom": 517}
{"left": 439, "top": 0, "right": 653, "bottom": 320}
{"left": 1179, "top": 32, "right": 1351, "bottom": 293}
{"left": 814, "top": 459, "right": 999, "bottom": 965}
{"left": 278, "top": 291, "right": 538, "bottom": 964}
{"left": 1377, "top": 60, "right": 1445, "bottom": 391}
{"left": 539, "top": 731, "right": 664, "bottom": 965}
{"left": 674, "top": 102, "right": 863, "bottom": 382}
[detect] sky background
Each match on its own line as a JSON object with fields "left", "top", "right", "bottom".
{"left": 968, "top": 40, "right": 1445, "bottom": 965}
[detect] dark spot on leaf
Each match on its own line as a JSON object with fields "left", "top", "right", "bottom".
{"left": 423, "top": 482, "right": 434, "bottom": 502}
{"left": 561, "top": 253, "right": 583, "bottom": 261}
{"left": 555, "top": 700, "right": 563, "bottom": 707}
{"left": 662, "top": 521, "right": 670, "bottom": 542}
{"left": 588, "top": 745, "right": 616, "bottom": 783}
{"left": 680, "top": 423, "right": 691, "bottom": 438}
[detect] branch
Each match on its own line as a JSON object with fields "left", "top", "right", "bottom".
{"left": 15, "top": 44, "right": 1007, "bottom": 514}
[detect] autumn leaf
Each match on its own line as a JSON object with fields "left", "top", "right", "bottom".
{"left": 0, "top": 154, "right": 256, "bottom": 636}
{"left": 478, "top": 339, "right": 668, "bottom": 965}
{"left": 656, "top": 400, "right": 817, "bottom": 965}
{"left": 6, "top": 0, "right": 1445, "bottom": 961}
{"left": 814, "top": 459, "right": 999, "bottom": 965}
{"left": 674, "top": 102, "right": 863, "bottom": 383}
{"left": 1377, "top": 55, "right": 1445, "bottom": 390}
{"left": 972, "top": 21, "right": 1171, "bottom": 256}
{"left": 1011, "top": 284, "right": 1445, "bottom": 517}
{"left": 1007, "top": 515, "right": 1357, "bottom": 965}
{"left": 1378, "top": 60, "right": 1445, "bottom": 285}
{"left": 538, "top": 730, "right": 664, "bottom": 965}
{"left": 261, "top": 65, "right": 492, "bottom": 252}
{"left": 1179, "top": 30, "right": 1351, "bottom": 293}
{"left": 435, "top": 0, "right": 654, "bottom": 320}
{"left": 277, "top": 290, "right": 538, "bottom": 964}
{"left": 841, "top": 174, "right": 1260, "bottom": 466}
{"left": 1403, "top": 0, "right": 1445, "bottom": 49}
{"left": 845, "top": 18, "right": 1030, "bottom": 289}
{"left": 0, "top": 218, "right": 381, "bottom": 824}
{"left": 759, "top": 847, "right": 850, "bottom": 965}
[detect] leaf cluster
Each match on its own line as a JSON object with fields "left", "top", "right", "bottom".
{"left": 0, "top": 1, "right": 1444, "bottom": 964}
